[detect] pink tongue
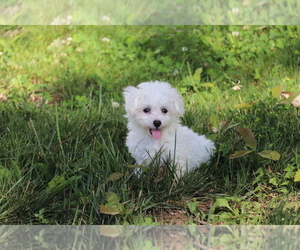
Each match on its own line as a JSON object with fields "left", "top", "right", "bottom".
{"left": 151, "top": 129, "right": 162, "bottom": 140}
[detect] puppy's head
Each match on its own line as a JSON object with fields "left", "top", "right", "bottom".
{"left": 123, "top": 81, "right": 185, "bottom": 140}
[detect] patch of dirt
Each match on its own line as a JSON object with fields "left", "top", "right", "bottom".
{"left": 153, "top": 200, "right": 213, "bottom": 225}
{"left": 155, "top": 208, "right": 190, "bottom": 225}
{"left": 144, "top": 227, "right": 196, "bottom": 250}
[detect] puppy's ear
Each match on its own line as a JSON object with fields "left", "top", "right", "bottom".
{"left": 173, "top": 89, "right": 185, "bottom": 117}
{"left": 123, "top": 86, "right": 140, "bottom": 115}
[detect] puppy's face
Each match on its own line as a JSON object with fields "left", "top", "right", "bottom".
{"left": 133, "top": 100, "right": 173, "bottom": 140}
{"left": 123, "top": 81, "right": 185, "bottom": 140}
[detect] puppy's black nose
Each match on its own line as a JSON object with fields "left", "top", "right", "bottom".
{"left": 153, "top": 120, "right": 161, "bottom": 128}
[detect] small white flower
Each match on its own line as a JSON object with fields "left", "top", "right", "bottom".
{"left": 112, "top": 102, "right": 120, "bottom": 108}
{"left": 0, "top": 52, "right": 3, "bottom": 56}
{"left": 232, "top": 80, "right": 243, "bottom": 91}
{"left": 232, "top": 85, "right": 242, "bottom": 91}
{"left": 48, "top": 38, "right": 64, "bottom": 48}
{"left": 173, "top": 69, "right": 179, "bottom": 76}
{"left": 232, "top": 8, "right": 240, "bottom": 14}
{"left": 76, "top": 47, "right": 84, "bottom": 53}
{"left": 102, "top": 37, "right": 110, "bottom": 42}
{"left": 232, "top": 31, "right": 239, "bottom": 37}
{"left": 212, "top": 126, "right": 219, "bottom": 133}
{"left": 63, "top": 37, "right": 72, "bottom": 45}
{"left": 182, "top": 47, "right": 188, "bottom": 51}
{"left": 102, "top": 15, "right": 111, "bottom": 22}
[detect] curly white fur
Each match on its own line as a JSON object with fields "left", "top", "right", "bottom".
{"left": 123, "top": 81, "right": 215, "bottom": 177}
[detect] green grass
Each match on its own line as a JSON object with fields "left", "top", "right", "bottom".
{"left": 0, "top": 25, "right": 300, "bottom": 225}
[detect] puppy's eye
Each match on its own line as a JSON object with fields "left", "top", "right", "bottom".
{"left": 162, "top": 108, "right": 168, "bottom": 114}
{"left": 143, "top": 108, "right": 150, "bottom": 113}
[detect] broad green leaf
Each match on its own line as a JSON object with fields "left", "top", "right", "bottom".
{"left": 284, "top": 202, "right": 300, "bottom": 210}
{"left": 236, "top": 127, "right": 257, "bottom": 149}
{"left": 193, "top": 68, "right": 203, "bottom": 81}
{"left": 0, "top": 166, "right": 12, "bottom": 179}
{"left": 212, "top": 198, "right": 234, "bottom": 212}
{"left": 103, "top": 192, "right": 132, "bottom": 216}
{"left": 99, "top": 205, "right": 119, "bottom": 215}
{"left": 257, "top": 150, "right": 281, "bottom": 161}
{"left": 233, "top": 102, "right": 254, "bottom": 109}
{"left": 106, "top": 192, "right": 120, "bottom": 206}
{"left": 294, "top": 169, "right": 300, "bottom": 182}
{"left": 230, "top": 150, "right": 254, "bottom": 159}
{"left": 280, "top": 181, "right": 290, "bottom": 186}
{"left": 284, "top": 165, "right": 295, "bottom": 179}
{"left": 144, "top": 217, "right": 153, "bottom": 224}
{"left": 269, "top": 177, "right": 279, "bottom": 186}
{"left": 187, "top": 201, "right": 201, "bottom": 215}
{"left": 106, "top": 173, "right": 124, "bottom": 182}
{"left": 44, "top": 175, "right": 80, "bottom": 198}
{"left": 271, "top": 86, "right": 284, "bottom": 99}
{"left": 276, "top": 39, "right": 284, "bottom": 49}
{"left": 47, "top": 175, "right": 66, "bottom": 188}
{"left": 99, "top": 226, "right": 121, "bottom": 237}
{"left": 209, "top": 114, "right": 219, "bottom": 132}
{"left": 46, "top": 175, "right": 68, "bottom": 194}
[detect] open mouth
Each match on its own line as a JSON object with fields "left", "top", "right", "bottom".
{"left": 149, "top": 128, "right": 162, "bottom": 140}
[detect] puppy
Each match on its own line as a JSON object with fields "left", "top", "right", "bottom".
{"left": 123, "top": 81, "right": 215, "bottom": 178}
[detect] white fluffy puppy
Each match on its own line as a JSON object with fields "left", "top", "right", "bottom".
{"left": 123, "top": 81, "right": 215, "bottom": 178}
